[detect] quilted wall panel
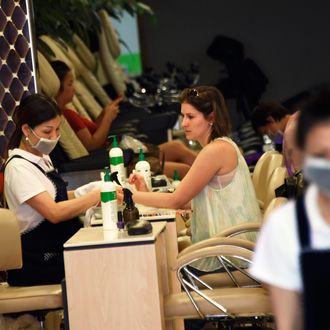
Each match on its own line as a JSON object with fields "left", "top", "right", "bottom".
{"left": 0, "top": 0, "right": 37, "bottom": 170}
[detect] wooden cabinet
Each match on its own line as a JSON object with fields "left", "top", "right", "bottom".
{"left": 63, "top": 222, "right": 182, "bottom": 329}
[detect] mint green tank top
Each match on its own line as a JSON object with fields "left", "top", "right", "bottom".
{"left": 191, "top": 137, "right": 261, "bottom": 271}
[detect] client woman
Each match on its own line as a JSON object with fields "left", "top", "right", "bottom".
{"left": 50, "top": 60, "right": 197, "bottom": 178}
{"left": 129, "top": 86, "right": 261, "bottom": 273}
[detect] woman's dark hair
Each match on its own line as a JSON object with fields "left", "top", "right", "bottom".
{"left": 50, "top": 60, "right": 71, "bottom": 90}
{"left": 7, "top": 93, "right": 61, "bottom": 154}
{"left": 296, "top": 90, "right": 330, "bottom": 149}
{"left": 251, "top": 101, "right": 289, "bottom": 134}
{"left": 179, "top": 86, "right": 231, "bottom": 142}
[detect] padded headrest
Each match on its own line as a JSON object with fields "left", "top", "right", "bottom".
{"left": 37, "top": 51, "right": 60, "bottom": 98}
{"left": 98, "top": 29, "right": 126, "bottom": 95}
{"left": 36, "top": 50, "right": 90, "bottom": 160}
{"left": 73, "top": 34, "right": 96, "bottom": 72}
{"left": 98, "top": 9, "right": 121, "bottom": 59}
{"left": 39, "top": 35, "right": 74, "bottom": 74}
{"left": 41, "top": 35, "right": 111, "bottom": 108}
{"left": 79, "top": 70, "right": 111, "bottom": 107}
{"left": 59, "top": 116, "right": 89, "bottom": 159}
{"left": 74, "top": 79, "right": 103, "bottom": 119}
{"left": 71, "top": 95, "right": 92, "bottom": 120}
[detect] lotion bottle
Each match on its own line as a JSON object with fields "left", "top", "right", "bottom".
{"left": 109, "top": 135, "right": 126, "bottom": 185}
{"left": 101, "top": 167, "right": 118, "bottom": 230}
{"left": 135, "top": 148, "right": 152, "bottom": 190}
{"left": 171, "top": 169, "right": 181, "bottom": 189}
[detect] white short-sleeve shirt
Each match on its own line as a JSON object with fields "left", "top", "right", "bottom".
{"left": 4, "top": 149, "right": 56, "bottom": 233}
{"left": 250, "top": 184, "right": 330, "bottom": 292}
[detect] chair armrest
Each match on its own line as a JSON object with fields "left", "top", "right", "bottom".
{"left": 0, "top": 209, "right": 22, "bottom": 270}
{"left": 216, "top": 222, "right": 261, "bottom": 238}
{"left": 173, "top": 243, "right": 254, "bottom": 272}
{"left": 178, "top": 237, "right": 255, "bottom": 258}
{"left": 178, "top": 236, "right": 192, "bottom": 253}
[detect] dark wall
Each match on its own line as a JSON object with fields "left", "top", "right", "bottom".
{"left": 0, "top": 1, "right": 36, "bottom": 171}
{"left": 139, "top": 1, "right": 330, "bottom": 102}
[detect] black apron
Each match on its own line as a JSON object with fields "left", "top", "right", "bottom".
{"left": 5, "top": 155, "right": 82, "bottom": 286}
{"left": 296, "top": 194, "right": 330, "bottom": 329}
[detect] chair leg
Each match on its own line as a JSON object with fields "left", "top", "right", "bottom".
{"left": 44, "top": 310, "right": 64, "bottom": 330}
{"left": 37, "top": 313, "right": 46, "bottom": 329}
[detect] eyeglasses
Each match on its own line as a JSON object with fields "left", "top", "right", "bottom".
{"left": 187, "top": 88, "right": 199, "bottom": 97}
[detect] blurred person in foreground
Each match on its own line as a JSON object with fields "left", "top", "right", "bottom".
{"left": 250, "top": 90, "right": 330, "bottom": 329}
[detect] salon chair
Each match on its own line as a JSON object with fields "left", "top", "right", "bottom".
{"left": 177, "top": 196, "right": 288, "bottom": 291}
{"left": 263, "top": 196, "right": 288, "bottom": 219}
{"left": 165, "top": 239, "right": 272, "bottom": 327}
{"left": 177, "top": 237, "right": 257, "bottom": 289}
{"left": 264, "top": 166, "right": 289, "bottom": 210}
{"left": 252, "top": 150, "right": 283, "bottom": 211}
{"left": 0, "top": 209, "right": 63, "bottom": 329}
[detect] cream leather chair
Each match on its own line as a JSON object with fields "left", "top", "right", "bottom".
{"left": 264, "top": 166, "right": 288, "bottom": 210}
{"left": 39, "top": 35, "right": 110, "bottom": 119}
{"left": 97, "top": 9, "right": 127, "bottom": 96}
{"left": 0, "top": 209, "right": 63, "bottom": 328}
{"left": 37, "top": 51, "right": 89, "bottom": 161}
{"left": 252, "top": 151, "right": 283, "bottom": 211}
{"left": 178, "top": 196, "right": 288, "bottom": 290}
{"left": 165, "top": 239, "right": 272, "bottom": 326}
{"left": 252, "top": 151, "right": 277, "bottom": 187}
{"left": 263, "top": 196, "right": 288, "bottom": 220}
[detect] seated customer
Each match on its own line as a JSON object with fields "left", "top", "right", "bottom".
{"left": 129, "top": 86, "right": 261, "bottom": 273}
{"left": 250, "top": 91, "right": 330, "bottom": 329}
{"left": 51, "top": 61, "right": 122, "bottom": 151}
{"left": 4, "top": 93, "right": 122, "bottom": 286}
{"left": 251, "top": 101, "right": 302, "bottom": 175}
{"left": 51, "top": 60, "right": 197, "bottom": 178}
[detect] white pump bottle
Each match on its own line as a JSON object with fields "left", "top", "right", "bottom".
{"left": 101, "top": 167, "right": 118, "bottom": 230}
{"left": 135, "top": 148, "right": 152, "bottom": 190}
{"left": 109, "top": 135, "right": 126, "bottom": 185}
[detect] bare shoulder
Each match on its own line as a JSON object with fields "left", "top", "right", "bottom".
{"left": 202, "top": 138, "right": 236, "bottom": 156}
{"left": 197, "top": 139, "right": 238, "bottom": 174}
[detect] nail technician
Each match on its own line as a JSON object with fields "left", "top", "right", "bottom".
{"left": 4, "top": 94, "right": 102, "bottom": 286}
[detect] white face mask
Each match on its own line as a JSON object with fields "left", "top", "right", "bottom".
{"left": 27, "top": 128, "right": 60, "bottom": 155}
{"left": 303, "top": 156, "right": 330, "bottom": 196}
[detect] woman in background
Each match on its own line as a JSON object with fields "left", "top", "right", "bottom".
{"left": 51, "top": 60, "right": 197, "bottom": 178}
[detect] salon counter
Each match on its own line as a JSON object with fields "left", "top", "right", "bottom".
{"left": 63, "top": 221, "right": 184, "bottom": 330}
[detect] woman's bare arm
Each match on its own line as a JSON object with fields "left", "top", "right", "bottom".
{"left": 26, "top": 189, "right": 100, "bottom": 223}
{"left": 130, "top": 140, "right": 237, "bottom": 209}
{"left": 77, "top": 98, "right": 122, "bottom": 150}
{"left": 268, "top": 284, "right": 303, "bottom": 330}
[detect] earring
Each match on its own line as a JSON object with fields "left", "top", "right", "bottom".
{"left": 208, "top": 122, "right": 213, "bottom": 126}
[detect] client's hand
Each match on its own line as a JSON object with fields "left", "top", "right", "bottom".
{"left": 128, "top": 173, "right": 150, "bottom": 192}
{"left": 104, "top": 96, "right": 123, "bottom": 121}
{"left": 88, "top": 189, "right": 101, "bottom": 207}
{"left": 116, "top": 186, "right": 124, "bottom": 205}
